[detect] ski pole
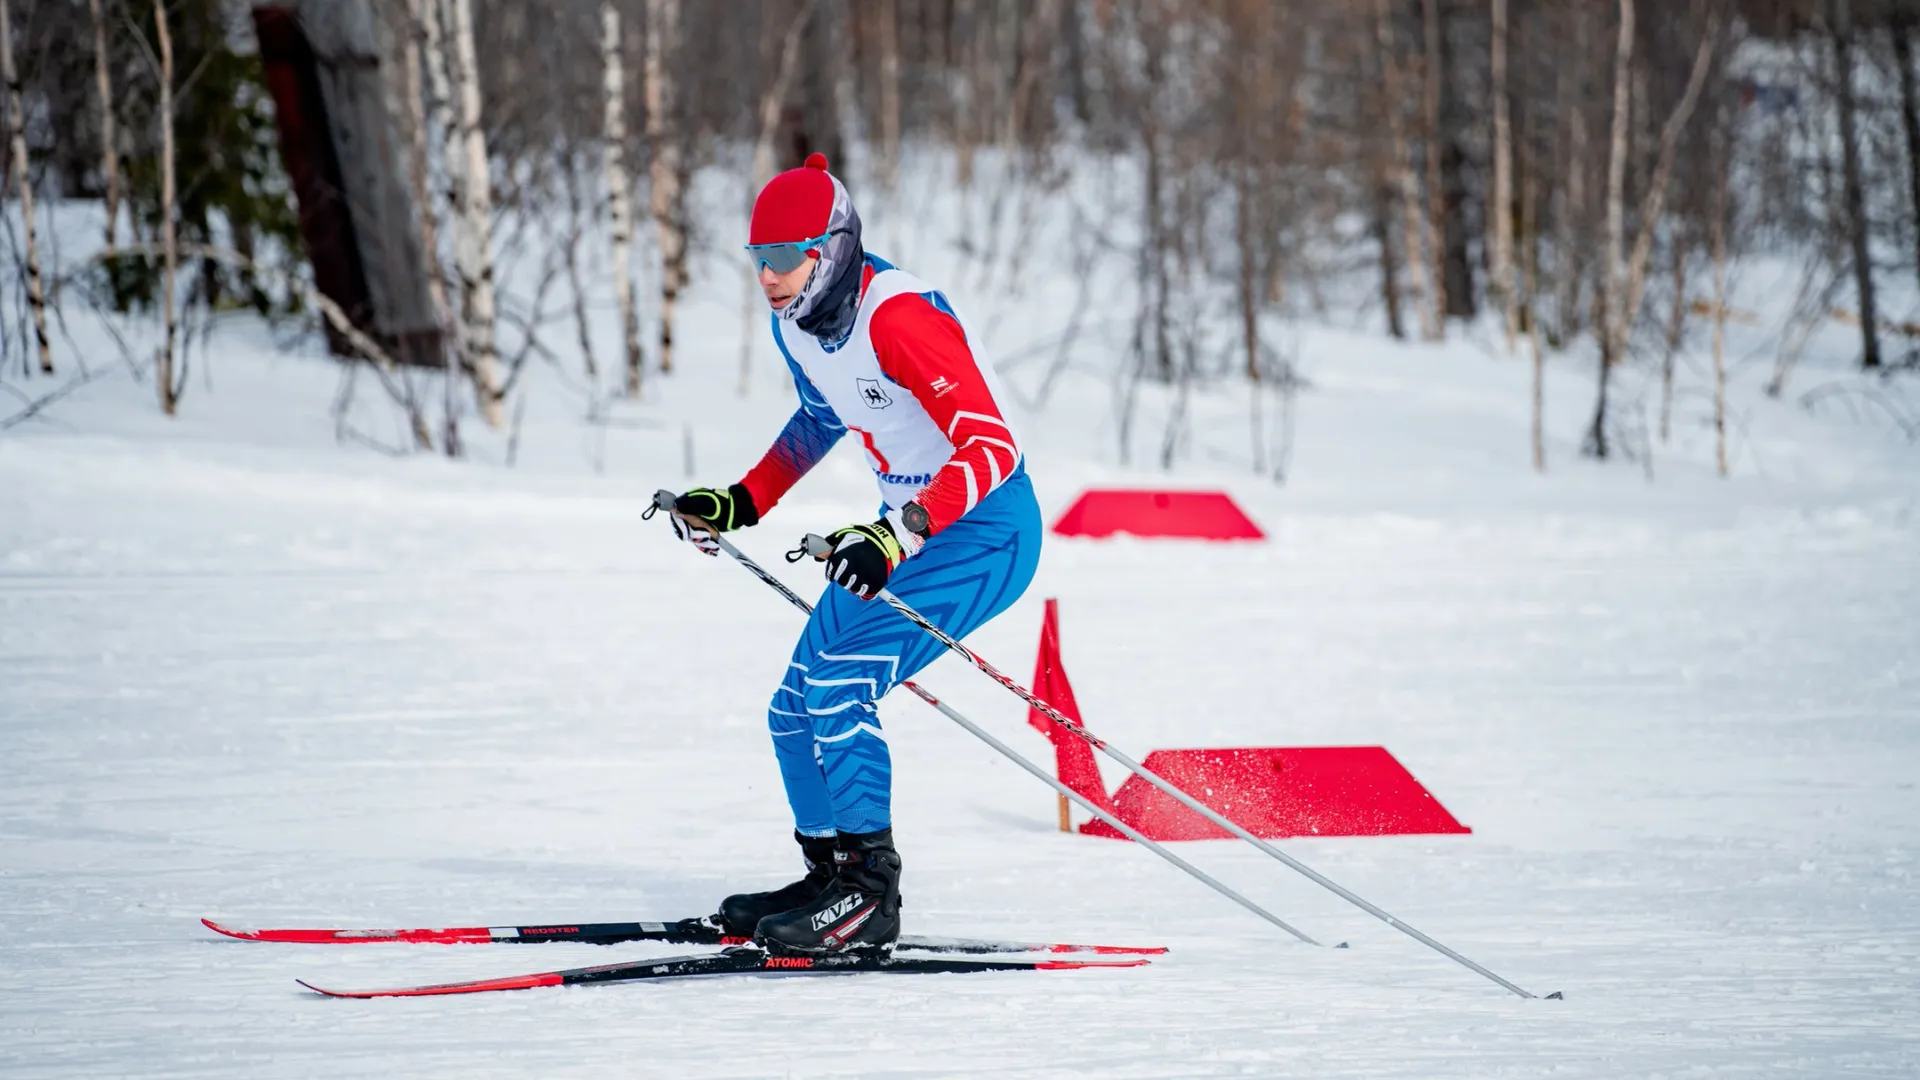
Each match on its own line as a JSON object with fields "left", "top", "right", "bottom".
{"left": 643, "top": 492, "right": 1323, "bottom": 947}
{"left": 794, "top": 530, "right": 1550, "bottom": 1001}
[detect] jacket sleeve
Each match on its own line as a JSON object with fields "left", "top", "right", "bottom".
{"left": 738, "top": 325, "right": 845, "bottom": 517}
{"left": 868, "top": 292, "right": 1020, "bottom": 535}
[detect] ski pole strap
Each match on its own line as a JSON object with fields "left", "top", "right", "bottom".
{"left": 644, "top": 489, "right": 679, "bottom": 519}
{"left": 785, "top": 533, "right": 833, "bottom": 564}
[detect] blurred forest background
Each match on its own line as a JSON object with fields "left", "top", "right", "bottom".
{"left": 3, "top": 0, "right": 1918, "bottom": 468}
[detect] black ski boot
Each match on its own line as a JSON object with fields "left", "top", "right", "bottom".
{"left": 755, "top": 828, "right": 902, "bottom": 956}
{"left": 715, "top": 831, "right": 838, "bottom": 937}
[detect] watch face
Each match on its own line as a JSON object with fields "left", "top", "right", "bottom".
{"left": 902, "top": 503, "right": 930, "bottom": 538}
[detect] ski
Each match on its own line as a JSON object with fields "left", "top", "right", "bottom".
{"left": 203, "top": 916, "right": 1164, "bottom": 956}
{"left": 297, "top": 945, "right": 1150, "bottom": 998}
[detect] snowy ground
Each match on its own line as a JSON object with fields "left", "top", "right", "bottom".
{"left": 4, "top": 187, "right": 1919, "bottom": 1076}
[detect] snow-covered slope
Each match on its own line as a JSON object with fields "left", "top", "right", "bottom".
{"left": 2, "top": 176, "right": 1917, "bottom": 1076}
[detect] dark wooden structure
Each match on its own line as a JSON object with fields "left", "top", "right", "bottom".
{"left": 253, "top": 3, "right": 441, "bottom": 367}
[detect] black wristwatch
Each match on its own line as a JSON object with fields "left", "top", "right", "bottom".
{"left": 899, "top": 501, "right": 932, "bottom": 540}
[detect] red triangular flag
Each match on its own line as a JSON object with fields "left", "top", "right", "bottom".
{"left": 1029, "top": 599, "right": 1115, "bottom": 815}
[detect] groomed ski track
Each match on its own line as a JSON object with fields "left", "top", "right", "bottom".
{"left": 3, "top": 198, "right": 1916, "bottom": 1076}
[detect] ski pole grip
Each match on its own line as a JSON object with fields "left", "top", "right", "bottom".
{"left": 804, "top": 533, "right": 834, "bottom": 560}
{"left": 651, "top": 489, "right": 681, "bottom": 514}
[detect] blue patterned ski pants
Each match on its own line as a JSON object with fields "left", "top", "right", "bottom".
{"left": 769, "top": 470, "right": 1042, "bottom": 836}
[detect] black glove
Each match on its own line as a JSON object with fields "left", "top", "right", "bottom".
{"left": 669, "top": 484, "right": 758, "bottom": 555}
{"left": 820, "top": 506, "right": 925, "bottom": 599}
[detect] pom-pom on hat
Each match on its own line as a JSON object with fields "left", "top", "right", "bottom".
{"left": 750, "top": 152, "right": 843, "bottom": 246}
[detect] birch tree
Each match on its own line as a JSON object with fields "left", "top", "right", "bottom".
{"left": 1490, "top": 0, "right": 1516, "bottom": 349}
{"left": 1, "top": 0, "right": 52, "bottom": 375}
{"left": 416, "top": 0, "right": 471, "bottom": 451}
{"left": 387, "top": 0, "right": 455, "bottom": 453}
{"left": 447, "top": 0, "right": 504, "bottom": 425}
{"left": 396, "top": 0, "right": 449, "bottom": 335}
{"left": 89, "top": 0, "right": 120, "bottom": 249}
{"left": 603, "top": 0, "right": 639, "bottom": 392}
{"left": 1589, "top": 0, "right": 1722, "bottom": 457}
{"left": 644, "top": 0, "right": 686, "bottom": 380}
{"left": 154, "top": 0, "right": 179, "bottom": 412}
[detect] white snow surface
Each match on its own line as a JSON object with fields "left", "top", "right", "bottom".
{"left": 4, "top": 187, "right": 1920, "bottom": 1077}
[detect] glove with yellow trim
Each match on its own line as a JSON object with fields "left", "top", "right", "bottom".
{"left": 821, "top": 504, "right": 929, "bottom": 599}
{"left": 669, "top": 484, "right": 758, "bottom": 556}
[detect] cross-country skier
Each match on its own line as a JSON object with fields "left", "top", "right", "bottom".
{"left": 667, "top": 153, "right": 1040, "bottom": 956}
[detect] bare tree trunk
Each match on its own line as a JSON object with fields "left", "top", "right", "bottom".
{"left": 1711, "top": 120, "right": 1730, "bottom": 478}
{"left": 1830, "top": 0, "right": 1881, "bottom": 370}
{"left": 1375, "top": 183, "right": 1405, "bottom": 340}
{"left": 1632, "top": 64, "right": 1651, "bottom": 195}
{"left": 447, "top": 0, "right": 504, "bottom": 423}
{"left": 1660, "top": 233, "right": 1687, "bottom": 442}
{"left": 1525, "top": 154, "right": 1545, "bottom": 472}
{"left": 368, "top": 0, "right": 436, "bottom": 453}
{"left": 1375, "top": 0, "right": 1436, "bottom": 340}
{"left": 1239, "top": 161, "right": 1262, "bottom": 380}
{"left": 1, "top": 0, "right": 51, "bottom": 376}
{"left": 1620, "top": 13, "right": 1720, "bottom": 341}
{"left": 1006, "top": 0, "right": 1057, "bottom": 155}
{"left": 1587, "top": 0, "right": 1635, "bottom": 459}
{"left": 1589, "top": 0, "right": 1721, "bottom": 457}
{"left": 949, "top": 0, "right": 975, "bottom": 187}
{"left": 645, "top": 0, "right": 685, "bottom": 378}
{"left": 1142, "top": 111, "right": 1170, "bottom": 379}
{"left": 400, "top": 0, "right": 449, "bottom": 329}
{"left": 603, "top": 0, "right": 639, "bottom": 391}
{"left": 393, "top": 0, "right": 453, "bottom": 451}
{"left": 563, "top": 156, "right": 599, "bottom": 382}
{"left": 827, "top": 3, "right": 858, "bottom": 205}
{"left": 1556, "top": 9, "right": 1589, "bottom": 341}
{"left": 748, "top": 5, "right": 817, "bottom": 194}
{"left": 89, "top": 0, "right": 120, "bottom": 249}
{"left": 1891, "top": 6, "right": 1920, "bottom": 298}
{"left": 1491, "top": 0, "right": 1516, "bottom": 349}
{"left": 1421, "top": 0, "right": 1448, "bottom": 334}
{"left": 739, "top": 0, "right": 817, "bottom": 397}
{"left": 155, "top": 0, "right": 177, "bottom": 411}
{"left": 964, "top": 0, "right": 995, "bottom": 187}
{"left": 419, "top": 0, "right": 465, "bottom": 453}
{"left": 878, "top": 0, "right": 901, "bottom": 194}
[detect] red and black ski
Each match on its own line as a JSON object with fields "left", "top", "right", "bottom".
{"left": 297, "top": 945, "right": 1150, "bottom": 998}
{"left": 203, "top": 917, "right": 1165, "bottom": 956}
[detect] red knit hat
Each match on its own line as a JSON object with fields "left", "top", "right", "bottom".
{"left": 750, "top": 153, "right": 838, "bottom": 246}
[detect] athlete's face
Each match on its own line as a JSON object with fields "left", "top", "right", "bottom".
{"left": 760, "top": 256, "right": 817, "bottom": 311}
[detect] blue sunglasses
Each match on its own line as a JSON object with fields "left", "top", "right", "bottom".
{"left": 745, "top": 229, "right": 835, "bottom": 274}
